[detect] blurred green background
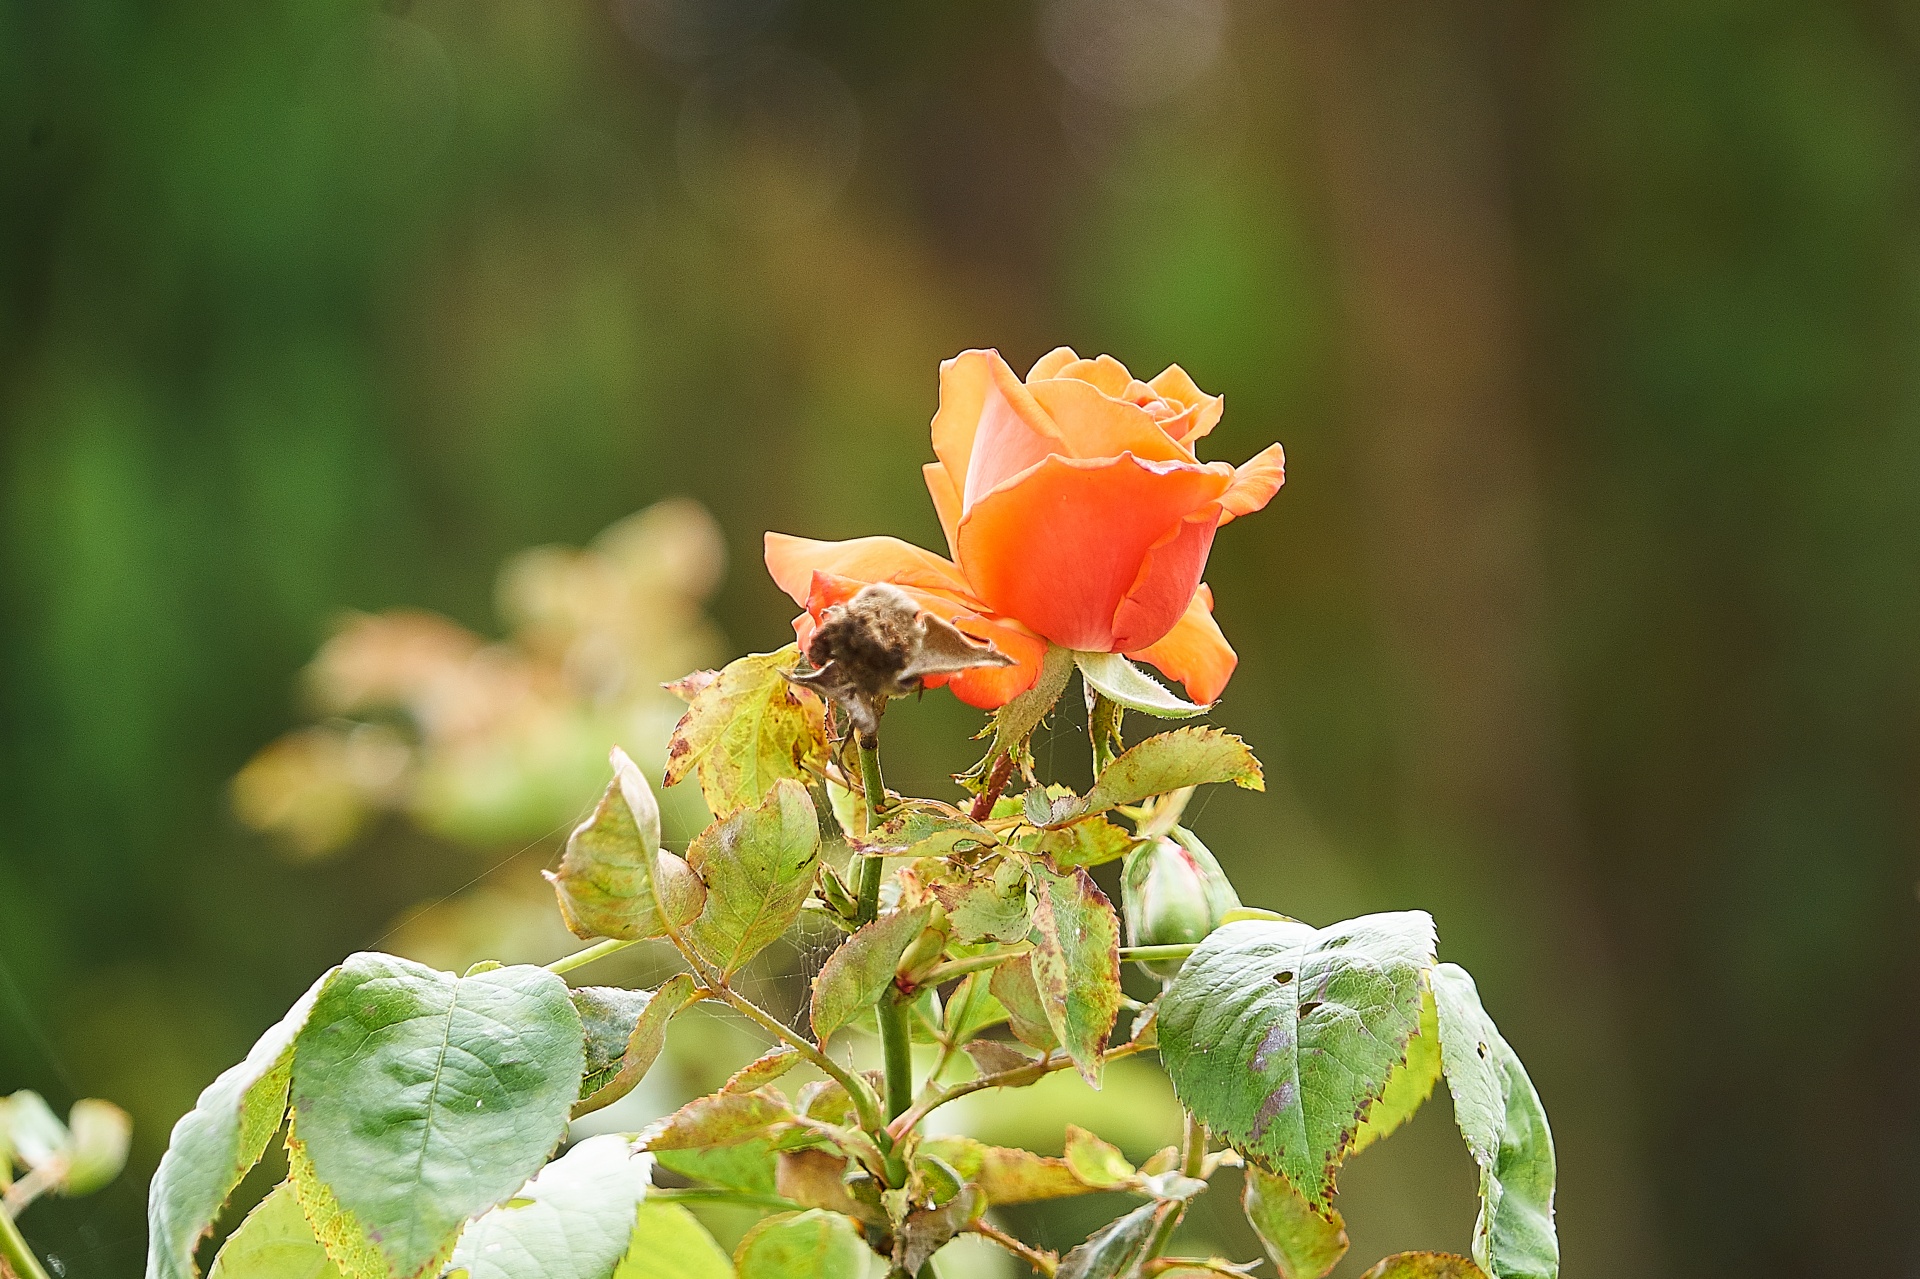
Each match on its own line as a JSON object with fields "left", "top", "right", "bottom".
{"left": 5, "top": 0, "right": 1920, "bottom": 1274}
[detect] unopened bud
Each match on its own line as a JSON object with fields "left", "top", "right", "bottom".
{"left": 1122, "top": 831, "right": 1240, "bottom": 980}
{"left": 893, "top": 905, "right": 952, "bottom": 990}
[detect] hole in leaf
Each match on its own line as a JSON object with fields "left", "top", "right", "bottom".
{"left": 1298, "top": 1000, "right": 1321, "bottom": 1019}
{"left": 1477, "top": 1042, "right": 1489, "bottom": 1058}
{"left": 1274, "top": 970, "right": 1294, "bottom": 984}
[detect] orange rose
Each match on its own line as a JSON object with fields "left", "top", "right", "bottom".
{"left": 766, "top": 347, "right": 1284, "bottom": 708}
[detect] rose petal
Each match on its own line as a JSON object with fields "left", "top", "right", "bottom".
{"left": 961, "top": 358, "right": 1065, "bottom": 510}
{"left": 1110, "top": 509, "right": 1221, "bottom": 652}
{"left": 955, "top": 452, "right": 1233, "bottom": 652}
{"left": 1054, "top": 354, "right": 1136, "bottom": 397}
{"left": 1128, "top": 584, "right": 1237, "bottom": 704}
{"left": 765, "top": 532, "right": 972, "bottom": 606}
{"left": 1025, "top": 376, "right": 1195, "bottom": 465}
{"left": 1148, "top": 364, "right": 1224, "bottom": 443}
{"left": 923, "top": 462, "right": 963, "bottom": 556}
{"left": 932, "top": 350, "right": 1067, "bottom": 514}
{"left": 1216, "top": 442, "right": 1286, "bottom": 525}
{"left": 1028, "top": 346, "right": 1081, "bottom": 380}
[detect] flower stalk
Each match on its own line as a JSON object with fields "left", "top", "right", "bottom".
{"left": 0, "top": 1204, "right": 52, "bottom": 1279}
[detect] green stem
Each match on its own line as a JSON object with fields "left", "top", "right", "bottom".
{"left": 890, "top": 1039, "right": 1153, "bottom": 1141}
{"left": 0, "top": 1206, "right": 53, "bottom": 1279}
{"left": 544, "top": 937, "right": 637, "bottom": 975}
{"left": 1181, "top": 1111, "right": 1207, "bottom": 1179}
{"left": 854, "top": 733, "right": 888, "bottom": 926}
{"left": 1119, "top": 943, "right": 1197, "bottom": 964}
{"left": 644, "top": 1187, "right": 803, "bottom": 1213}
{"left": 910, "top": 946, "right": 1028, "bottom": 989}
{"left": 856, "top": 730, "right": 916, "bottom": 1129}
{"left": 879, "top": 991, "right": 914, "bottom": 1121}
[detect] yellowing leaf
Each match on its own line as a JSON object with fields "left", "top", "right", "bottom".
{"left": 1243, "top": 1166, "right": 1349, "bottom": 1279}
{"left": 1358, "top": 1253, "right": 1491, "bottom": 1279}
{"left": 547, "top": 749, "right": 705, "bottom": 942}
{"left": 1071, "top": 727, "right": 1263, "bottom": 821}
{"left": 1028, "top": 867, "right": 1123, "bottom": 1085}
{"left": 809, "top": 906, "right": 932, "bottom": 1039}
{"left": 664, "top": 648, "right": 829, "bottom": 818}
{"left": 685, "top": 780, "right": 821, "bottom": 976}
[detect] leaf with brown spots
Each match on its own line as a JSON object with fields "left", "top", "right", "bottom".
{"left": 664, "top": 647, "right": 829, "bottom": 818}
{"left": 1357, "top": 1252, "right": 1491, "bottom": 1279}
{"left": 1157, "top": 913, "right": 1436, "bottom": 1210}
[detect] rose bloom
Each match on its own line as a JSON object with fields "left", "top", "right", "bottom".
{"left": 766, "top": 347, "right": 1285, "bottom": 709}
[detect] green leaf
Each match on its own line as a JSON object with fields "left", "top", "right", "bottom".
{"left": 1350, "top": 987, "right": 1441, "bottom": 1156}
{"left": 732, "top": 1210, "right": 866, "bottom": 1279}
{"left": 1071, "top": 728, "right": 1263, "bottom": 821}
{"left": 899, "top": 856, "right": 1031, "bottom": 944}
{"left": 1157, "top": 913, "right": 1436, "bottom": 1209}
{"left": 987, "top": 956, "right": 1058, "bottom": 1053}
{"left": 664, "top": 648, "right": 829, "bottom": 818}
{"left": 572, "top": 987, "right": 652, "bottom": 1100}
{"left": 648, "top": 1089, "right": 794, "bottom": 1153}
{"left": 1056, "top": 1201, "right": 1177, "bottom": 1279}
{"left": 147, "top": 968, "right": 337, "bottom": 1279}
{"left": 446, "top": 1136, "right": 653, "bottom": 1279}
{"left": 288, "top": 954, "right": 585, "bottom": 1279}
{"left": 207, "top": 1182, "right": 340, "bottom": 1279}
{"left": 723, "top": 1048, "right": 803, "bottom": 1094}
{"left": 966, "top": 644, "right": 1075, "bottom": 785}
{"left": 1430, "top": 964, "right": 1558, "bottom": 1279}
{"left": 1358, "top": 1253, "right": 1491, "bottom": 1279}
{"left": 942, "top": 972, "right": 1010, "bottom": 1045}
{"left": 685, "top": 779, "right": 821, "bottom": 976}
{"left": 613, "top": 1204, "right": 735, "bottom": 1279}
{"left": 809, "top": 905, "right": 932, "bottom": 1039}
{"left": 1029, "top": 816, "right": 1136, "bottom": 871}
{"left": 1062, "top": 1125, "right": 1136, "bottom": 1190}
{"left": 915, "top": 1137, "right": 1092, "bottom": 1205}
{"left": 573, "top": 975, "right": 703, "bottom": 1119}
{"left": 1074, "top": 651, "right": 1209, "bottom": 718}
{"left": 1242, "top": 1167, "right": 1349, "bottom": 1279}
{"left": 1028, "top": 867, "right": 1123, "bottom": 1085}
{"left": 862, "top": 803, "right": 995, "bottom": 856}
{"left": 547, "top": 749, "right": 706, "bottom": 942}
{"left": 651, "top": 1144, "right": 778, "bottom": 1197}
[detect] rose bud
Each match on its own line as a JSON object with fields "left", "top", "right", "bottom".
{"left": 1122, "top": 830, "right": 1241, "bottom": 981}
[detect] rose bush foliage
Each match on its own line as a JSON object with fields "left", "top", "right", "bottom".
{"left": 134, "top": 349, "right": 1555, "bottom": 1279}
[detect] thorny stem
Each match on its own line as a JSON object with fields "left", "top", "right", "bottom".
{"left": 544, "top": 937, "right": 637, "bottom": 975}
{"left": 0, "top": 1205, "right": 52, "bottom": 1279}
{"left": 967, "top": 751, "right": 1016, "bottom": 822}
{"left": 855, "top": 729, "right": 917, "bottom": 1130}
{"left": 967, "top": 1220, "right": 1058, "bottom": 1277}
